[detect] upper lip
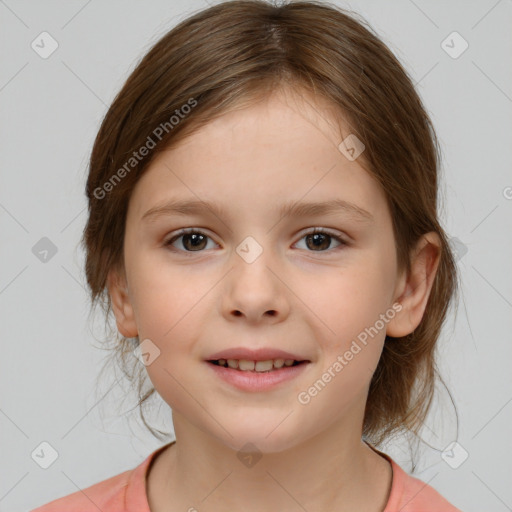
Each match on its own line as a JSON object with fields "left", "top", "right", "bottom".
{"left": 206, "top": 347, "right": 309, "bottom": 362}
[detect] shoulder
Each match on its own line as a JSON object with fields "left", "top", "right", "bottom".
{"left": 386, "top": 459, "right": 463, "bottom": 512}
{"left": 28, "top": 443, "right": 173, "bottom": 512}
{"left": 365, "top": 442, "right": 463, "bottom": 511}
{"left": 29, "top": 469, "right": 134, "bottom": 512}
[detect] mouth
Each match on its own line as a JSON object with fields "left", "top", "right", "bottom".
{"left": 205, "top": 356, "right": 311, "bottom": 392}
{"left": 207, "top": 358, "right": 308, "bottom": 372}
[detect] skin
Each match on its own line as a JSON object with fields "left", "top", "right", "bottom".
{"left": 108, "top": 86, "right": 441, "bottom": 512}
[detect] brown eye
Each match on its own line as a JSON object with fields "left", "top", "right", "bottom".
{"left": 305, "top": 232, "right": 331, "bottom": 251}
{"left": 295, "top": 229, "right": 347, "bottom": 252}
{"left": 165, "top": 229, "right": 215, "bottom": 252}
{"left": 164, "top": 227, "right": 347, "bottom": 255}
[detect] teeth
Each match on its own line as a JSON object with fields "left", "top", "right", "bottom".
{"left": 255, "top": 360, "right": 273, "bottom": 372}
{"left": 238, "top": 360, "right": 255, "bottom": 371}
{"left": 217, "top": 358, "right": 301, "bottom": 372}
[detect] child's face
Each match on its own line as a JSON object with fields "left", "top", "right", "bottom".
{"left": 112, "top": 88, "right": 408, "bottom": 452}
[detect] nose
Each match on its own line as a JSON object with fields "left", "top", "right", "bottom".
{"left": 222, "top": 247, "right": 291, "bottom": 324}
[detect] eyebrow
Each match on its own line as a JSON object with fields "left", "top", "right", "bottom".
{"left": 141, "top": 197, "right": 374, "bottom": 224}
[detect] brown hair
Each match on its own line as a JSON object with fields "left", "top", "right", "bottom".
{"left": 83, "top": 0, "right": 459, "bottom": 454}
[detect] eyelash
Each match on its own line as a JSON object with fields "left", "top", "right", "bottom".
{"left": 164, "top": 227, "right": 349, "bottom": 255}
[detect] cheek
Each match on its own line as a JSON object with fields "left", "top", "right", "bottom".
{"left": 128, "top": 260, "right": 210, "bottom": 412}
{"left": 294, "top": 263, "right": 393, "bottom": 421}
{"left": 306, "top": 260, "right": 393, "bottom": 345}
{"left": 126, "top": 244, "right": 204, "bottom": 338}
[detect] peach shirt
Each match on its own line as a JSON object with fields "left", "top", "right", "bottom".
{"left": 31, "top": 441, "right": 463, "bottom": 512}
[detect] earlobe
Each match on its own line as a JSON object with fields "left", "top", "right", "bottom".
{"left": 386, "top": 232, "right": 441, "bottom": 338}
{"left": 107, "top": 267, "right": 138, "bottom": 338}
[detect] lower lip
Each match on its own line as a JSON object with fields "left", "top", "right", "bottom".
{"left": 205, "top": 361, "right": 310, "bottom": 392}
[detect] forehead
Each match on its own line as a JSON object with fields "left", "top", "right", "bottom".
{"left": 193, "top": 86, "right": 350, "bottom": 150}
{"left": 128, "top": 88, "right": 387, "bottom": 224}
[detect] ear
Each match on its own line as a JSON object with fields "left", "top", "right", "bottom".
{"left": 386, "top": 232, "right": 441, "bottom": 338}
{"left": 107, "top": 266, "right": 138, "bottom": 338}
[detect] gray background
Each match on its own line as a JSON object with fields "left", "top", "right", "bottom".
{"left": 1, "top": 1, "right": 511, "bottom": 511}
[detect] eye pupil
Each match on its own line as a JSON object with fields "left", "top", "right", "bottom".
{"left": 306, "top": 233, "right": 330, "bottom": 251}
{"left": 184, "top": 233, "right": 206, "bottom": 250}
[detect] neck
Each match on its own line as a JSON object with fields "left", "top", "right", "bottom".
{"left": 147, "top": 414, "right": 393, "bottom": 512}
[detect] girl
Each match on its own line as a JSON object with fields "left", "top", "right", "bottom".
{"left": 32, "top": 1, "right": 462, "bottom": 510}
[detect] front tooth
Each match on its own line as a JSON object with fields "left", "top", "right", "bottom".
{"left": 255, "top": 360, "right": 273, "bottom": 372}
{"left": 273, "top": 358, "right": 285, "bottom": 368}
{"left": 284, "top": 359, "right": 294, "bottom": 366}
{"left": 227, "top": 359, "right": 238, "bottom": 369}
{"left": 238, "top": 359, "right": 255, "bottom": 371}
